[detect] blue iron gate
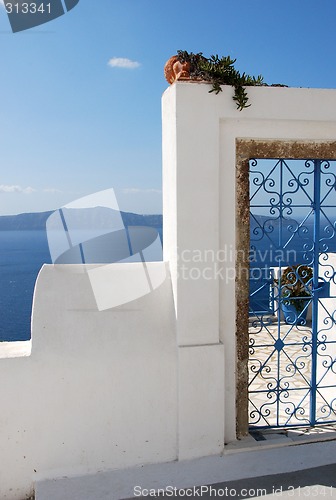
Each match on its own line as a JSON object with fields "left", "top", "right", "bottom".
{"left": 249, "top": 159, "right": 336, "bottom": 429}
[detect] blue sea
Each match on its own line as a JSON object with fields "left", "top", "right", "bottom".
{"left": 0, "top": 231, "right": 51, "bottom": 341}
{"left": 1, "top": 219, "right": 336, "bottom": 341}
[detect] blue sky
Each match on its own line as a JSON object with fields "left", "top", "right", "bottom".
{"left": 0, "top": 0, "right": 336, "bottom": 215}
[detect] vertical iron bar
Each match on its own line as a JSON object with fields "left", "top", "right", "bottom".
{"left": 311, "top": 159, "right": 321, "bottom": 426}
{"left": 270, "top": 268, "right": 275, "bottom": 315}
{"left": 277, "top": 159, "right": 284, "bottom": 426}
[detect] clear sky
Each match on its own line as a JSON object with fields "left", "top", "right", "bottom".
{"left": 0, "top": 0, "right": 336, "bottom": 215}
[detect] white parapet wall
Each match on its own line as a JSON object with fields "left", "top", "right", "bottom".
{"left": 0, "top": 263, "right": 177, "bottom": 499}
{"left": 2, "top": 82, "right": 336, "bottom": 498}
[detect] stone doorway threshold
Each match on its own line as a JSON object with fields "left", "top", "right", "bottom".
{"left": 225, "top": 425, "right": 336, "bottom": 454}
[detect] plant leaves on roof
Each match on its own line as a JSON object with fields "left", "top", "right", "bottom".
{"left": 177, "top": 50, "right": 265, "bottom": 111}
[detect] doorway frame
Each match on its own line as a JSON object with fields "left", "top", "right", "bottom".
{"left": 235, "top": 139, "right": 336, "bottom": 437}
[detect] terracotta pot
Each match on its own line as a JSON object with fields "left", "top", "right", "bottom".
{"left": 164, "top": 55, "right": 191, "bottom": 84}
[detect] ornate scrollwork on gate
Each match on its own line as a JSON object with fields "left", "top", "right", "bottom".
{"left": 248, "top": 159, "right": 336, "bottom": 429}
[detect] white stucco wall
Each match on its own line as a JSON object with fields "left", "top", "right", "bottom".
{"left": 1, "top": 82, "right": 336, "bottom": 498}
{"left": 318, "top": 253, "right": 336, "bottom": 394}
{"left": 162, "top": 82, "right": 336, "bottom": 444}
{"left": 0, "top": 263, "right": 177, "bottom": 499}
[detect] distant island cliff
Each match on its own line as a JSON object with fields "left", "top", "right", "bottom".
{"left": 0, "top": 210, "right": 163, "bottom": 231}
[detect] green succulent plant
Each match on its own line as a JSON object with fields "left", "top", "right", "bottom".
{"left": 177, "top": 50, "right": 265, "bottom": 111}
